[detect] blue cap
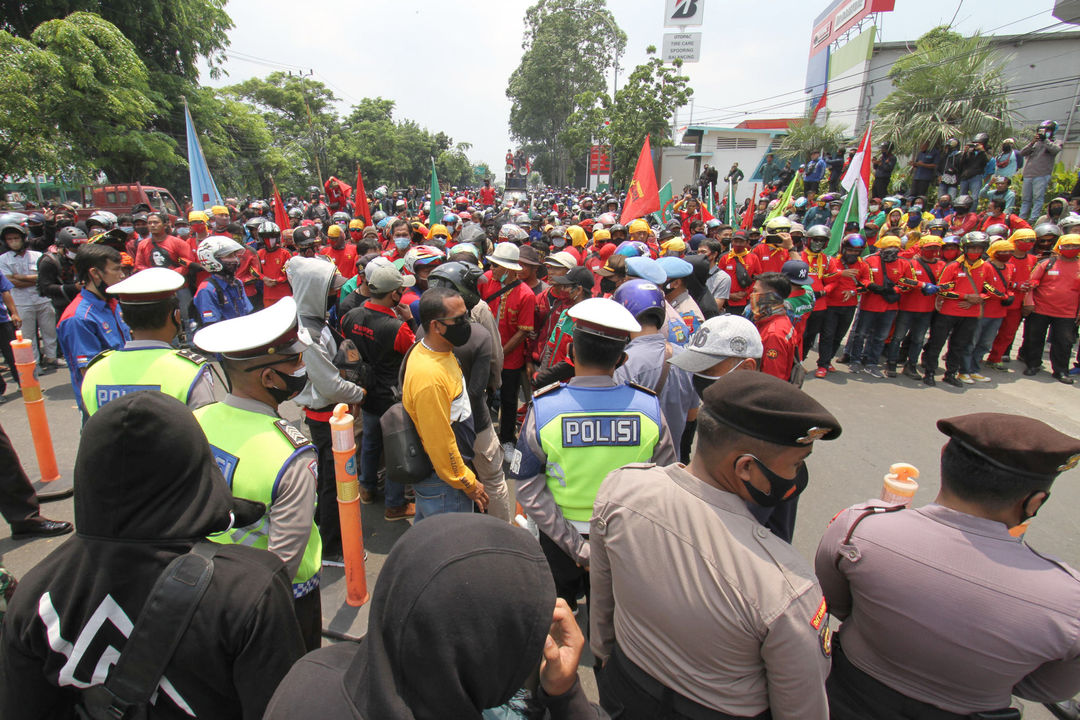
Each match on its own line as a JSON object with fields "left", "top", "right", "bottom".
{"left": 656, "top": 256, "right": 693, "bottom": 280}
{"left": 625, "top": 256, "right": 667, "bottom": 285}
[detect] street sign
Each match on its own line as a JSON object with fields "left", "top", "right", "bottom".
{"left": 664, "top": 0, "right": 704, "bottom": 27}
{"left": 662, "top": 32, "right": 702, "bottom": 62}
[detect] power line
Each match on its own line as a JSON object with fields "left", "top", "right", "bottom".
{"left": 687, "top": 16, "right": 1067, "bottom": 120}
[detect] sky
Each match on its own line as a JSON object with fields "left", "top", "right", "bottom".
{"left": 198, "top": 0, "right": 1065, "bottom": 174}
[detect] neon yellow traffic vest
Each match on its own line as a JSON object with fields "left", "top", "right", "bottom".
{"left": 194, "top": 402, "right": 322, "bottom": 597}
{"left": 82, "top": 347, "right": 207, "bottom": 415}
{"left": 533, "top": 383, "right": 662, "bottom": 522}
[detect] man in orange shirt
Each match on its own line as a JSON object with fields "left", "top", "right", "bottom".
{"left": 320, "top": 224, "right": 358, "bottom": 279}
{"left": 921, "top": 231, "right": 989, "bottom": 387}
{"left": 718, "top": 231, "right": 762, "bottom": 315}
{"left": 1019, "top": 233, "right": 1080, "bottom": 383}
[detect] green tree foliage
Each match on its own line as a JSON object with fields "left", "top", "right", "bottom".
{"left": 0, "top": 12, "right": 173, "bottom": 178}
{"left": 777, "top": 112, "right": 849, "bottom": 161}
{"left": 506, "top": 0, "right": 626, "bottom": 186}
{"left": 564, "top": 46, "right": 693, "bottom": 187}
{"left": 874, "top": 27, "right": 1017, "bottom": 154}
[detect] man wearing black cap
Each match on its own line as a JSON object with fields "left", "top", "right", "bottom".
{"left": 590, "top": 371, "right": 841, "bottom": 720}
{"left": 816, "top": 412, "right": 1080, "bottom": 720}
{"left": 537, "top": 265, "right": 594, "bottom": 377}
{"left": 0, "top": 392, "right": 304, "bottom": 718}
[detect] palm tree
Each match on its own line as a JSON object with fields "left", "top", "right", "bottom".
{"left": 776, "top": 113, "right": 849, "bottom": 162}
{"left": 874, "top": 27, "right": 1018, "bottom": 154}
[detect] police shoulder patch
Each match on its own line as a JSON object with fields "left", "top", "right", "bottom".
{"left": 176, "top": 348, "right": 208, "bottom": 365}
{"left": 273, "top": 419, "right": 311, "bottom": 449}
{"left": 85, "top": 349, "right": 114, "bottom": 369}
{"left": 627, "top": 381, "right": 657, "bottom": 396}
{"left": 532, "top": 382, "right": 563, "bottom": 398}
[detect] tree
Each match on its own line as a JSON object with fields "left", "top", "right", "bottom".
{"left": 776, "top": 113, "right": 848, "bottom": 161}
{"left": 506, "top": 0, "right": 626, "bottom": 186}
{"left": 874, "top": 27, "right": 1017, "bottom": 155}
{"left": 0, "top": 12, "right": 173, "bottom": 179}
{"left": 564, "top": 46, "right": 693, "bottom": 187}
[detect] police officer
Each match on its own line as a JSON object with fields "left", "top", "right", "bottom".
{"left": 513, "top": 297, "right": 677, "bottom": 608}
{"left": 80, "top": 268, "right": 214, "bottom": 415}
{"left": 590, "top": 371, "right": 841, "bottom": 720}
{"left": 191, "top": 296, "right": 323, "bottom": 651}
{"left": 816, "top": 412, "right": 1080, "bottom": 720}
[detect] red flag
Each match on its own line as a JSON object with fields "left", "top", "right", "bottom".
{"left": 740, "top": 183, "right": 757, "bottom": 230}
{"left": 810, "top": 89, "right": 828, "bottom": 123}
{"left": 353, "top": 165, "right": 372, "bottom": 226}
{"left": 324, "top": 176, "right": 352, "bottom": 212}
{"left": 271, "top": 178, "right": 290, "bottom": 231}
{"left": 619, "top": 135, "right": 660, "bottom": 224}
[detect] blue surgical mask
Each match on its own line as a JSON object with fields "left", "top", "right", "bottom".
{"left": 394, "top": 237, "right": 410, "bottom": 252}
{"left": 176, "top": 227, "right": 191, "bottom": 238}
{"left": 120, "top": 225, "right": 134, "bottom": 234}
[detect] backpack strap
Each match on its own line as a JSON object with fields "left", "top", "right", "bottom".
{"left": 80, "top": 541, "right": 217, "bottom": 719}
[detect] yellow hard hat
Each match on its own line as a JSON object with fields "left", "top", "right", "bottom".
{"left": 627, "top": 219, "right": 649, "bottom": 235}
{"left": 349, "top": 219, "right": 364, "bottom": 230}
{"left": 188, "top": 210, "right": 209, "bottom": 223}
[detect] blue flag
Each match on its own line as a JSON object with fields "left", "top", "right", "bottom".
{"left": 185, "top": 99, "right": 222, "bottom": 211}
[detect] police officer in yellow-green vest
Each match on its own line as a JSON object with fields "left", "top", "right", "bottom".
{"left": 191, "top": 296, "right": 323, "bottom": 651}
{"left": 81, "top": 268, "right": 214, "bottom": 415}
{"left": 513, "top": 297, "right": 677, "bottom": 608}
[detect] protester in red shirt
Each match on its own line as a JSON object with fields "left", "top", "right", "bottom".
{"left": 920, "top": 231, "right": 989, "bottom": 387}
{"left": 977, "top": 198, "right": 1032, "bottom": 234}
{"left": 134, "top": 212, "right": 194, "bottom": 273}
{"left": 890, "top": 236, "right": 945, "bottom": 379}
{"left": 849, "top": 237, "right": 908, "bottom": 378}
{"left": 718, "top": 231, "right": 762, "bottom": 315}
{"left": 944, "top": 195, "right": 979, "bottom": 235}
{"left": 320, "top": 225, "right": 359, "bottom": 279}
{"left": 987, "top": 228, "right": 1039, "bottom": 365}
{"left": 482, "top": 243, "right": 536, "bottom": 444}
{"left": 963, "top": 237, "right": 1016, "bottom": 381}
{"left": 815, "top": 235, "right": 870, "bottom": 376}
{"left": 478, "top": 180, "right": 497, "bottom": 208}
{"left": 800, "top": 226, "right": 831, "bottom": 361}
{"left": 1019, "top": 234, "right": 1080, "bottom": 382}
{"left": 256, "top": 222, "right": 292, "bottom": 306}
{"left": 750, "top": 272, "right": 797, "bottom": 382}
{"left": 753, "top": 218, "right": 798, "bottom": 274}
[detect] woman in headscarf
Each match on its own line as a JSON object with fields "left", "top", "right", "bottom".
{"left": 265, "top": 514, "right": 601, "bottom": 719}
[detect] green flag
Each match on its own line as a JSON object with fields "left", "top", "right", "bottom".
{"left": 429, "top": 158, "right": 443, "bottom": 226}
{"left": 761, "top": 175, "right": 797, "bottom": 231}
{"left": 726, "top": 181, "right": 737, "bottom": 226}
{"left": 827, "top": 185, "right": 861, "bottom": 256}
{"left": 659, "top": 181, "right": 674, "bottom": 223}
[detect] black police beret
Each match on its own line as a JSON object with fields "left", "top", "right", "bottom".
{"left": 937, "top": 413, "right": 1080, "bottom": 479}
{"left": 701, "top": 371, "right": 841, "bottom": 447}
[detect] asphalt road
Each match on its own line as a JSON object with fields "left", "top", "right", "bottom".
{"left": 2, "top": 355, "right": 1078, "bottom": 718}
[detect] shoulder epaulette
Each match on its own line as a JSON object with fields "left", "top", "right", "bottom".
{"left": 273, "top": 419, "right": 312, "bottom": 449}
{"left": 532, "top": 382, "right": 562, "bottom": 398}
{"left": 176, "top": 348, "right": 209, "bottom": 365}
{"left": 842, "top": 503, "right": 906, "bottom": 544}
{"left": 1026, "top": 545, "right": 1080, "bottom": 583}
{"left": 85, "top": 349, "right": 113, "bottom": 369}
{"left": 628, "top": 381, "right": 657, "bottom": 396}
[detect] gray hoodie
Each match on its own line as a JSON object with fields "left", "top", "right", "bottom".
{"left": 285, "top": 255, "right": 366, "bottom": 411}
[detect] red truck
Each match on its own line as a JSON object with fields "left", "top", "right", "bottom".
{"left": 77, "top": 183, "right": 184, "bottom": 223}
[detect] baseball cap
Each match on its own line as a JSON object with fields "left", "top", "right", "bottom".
{"left": 781, "top": 260, "right": 813, "bottom": 286}
{"left": 669, "top": 315, "right": 764, "bottom": 373}
{"left": 625, "top": 256, "right": 666, "bottom": 286}
{"left": 545, "top": 251, "right": 578, "bottom": 270}
{"left": 549, "top": 265, "right": 594, "bottom": 292}
{"left": 366, "top": 261, "right": 416, "bottom": 294}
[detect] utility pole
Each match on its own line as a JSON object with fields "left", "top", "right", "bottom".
{"left": 291, "top": 70, "right": 324, "bottom": 188}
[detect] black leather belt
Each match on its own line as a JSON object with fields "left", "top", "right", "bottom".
{"left": 610, "top": 643, "right": 771, "bottom": 720}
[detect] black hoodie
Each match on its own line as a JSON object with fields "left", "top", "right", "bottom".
{"left": 0, "top": 391, "right": 305, "bottom": 720}
{"left": 265, "top": 514, "right": 599, "bottom": 720}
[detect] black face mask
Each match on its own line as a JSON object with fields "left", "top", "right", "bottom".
{"left": 739, "top": 455, "right": 809, "bottom": 507}
{"left": 267, "top": 366, "right": 308, "bottom": 404}
{"left": 880, "top": 249, "right": 900, "bottom": 263}
{"left": 441, "top": 320, "right": 472, "bottom": 347}
{"left": 808, "top": 241, "right": 828, "bottom": 254}
{"left": 600, "top": 277, "right": 616, "bottom": 295}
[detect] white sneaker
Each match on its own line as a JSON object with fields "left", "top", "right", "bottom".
{"left": 969, "top": 372, "right": 991, "bottom": 383}
{"left": 957, "top": 373, "right": 975, "bottom": 385}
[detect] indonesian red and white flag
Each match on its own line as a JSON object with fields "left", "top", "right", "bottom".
{"left": 828, "top": 122, "right": 873, "bottom": 254}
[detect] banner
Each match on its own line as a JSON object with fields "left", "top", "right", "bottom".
{"left": 659, "top": 181, "right": 674, "bottom": 223}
